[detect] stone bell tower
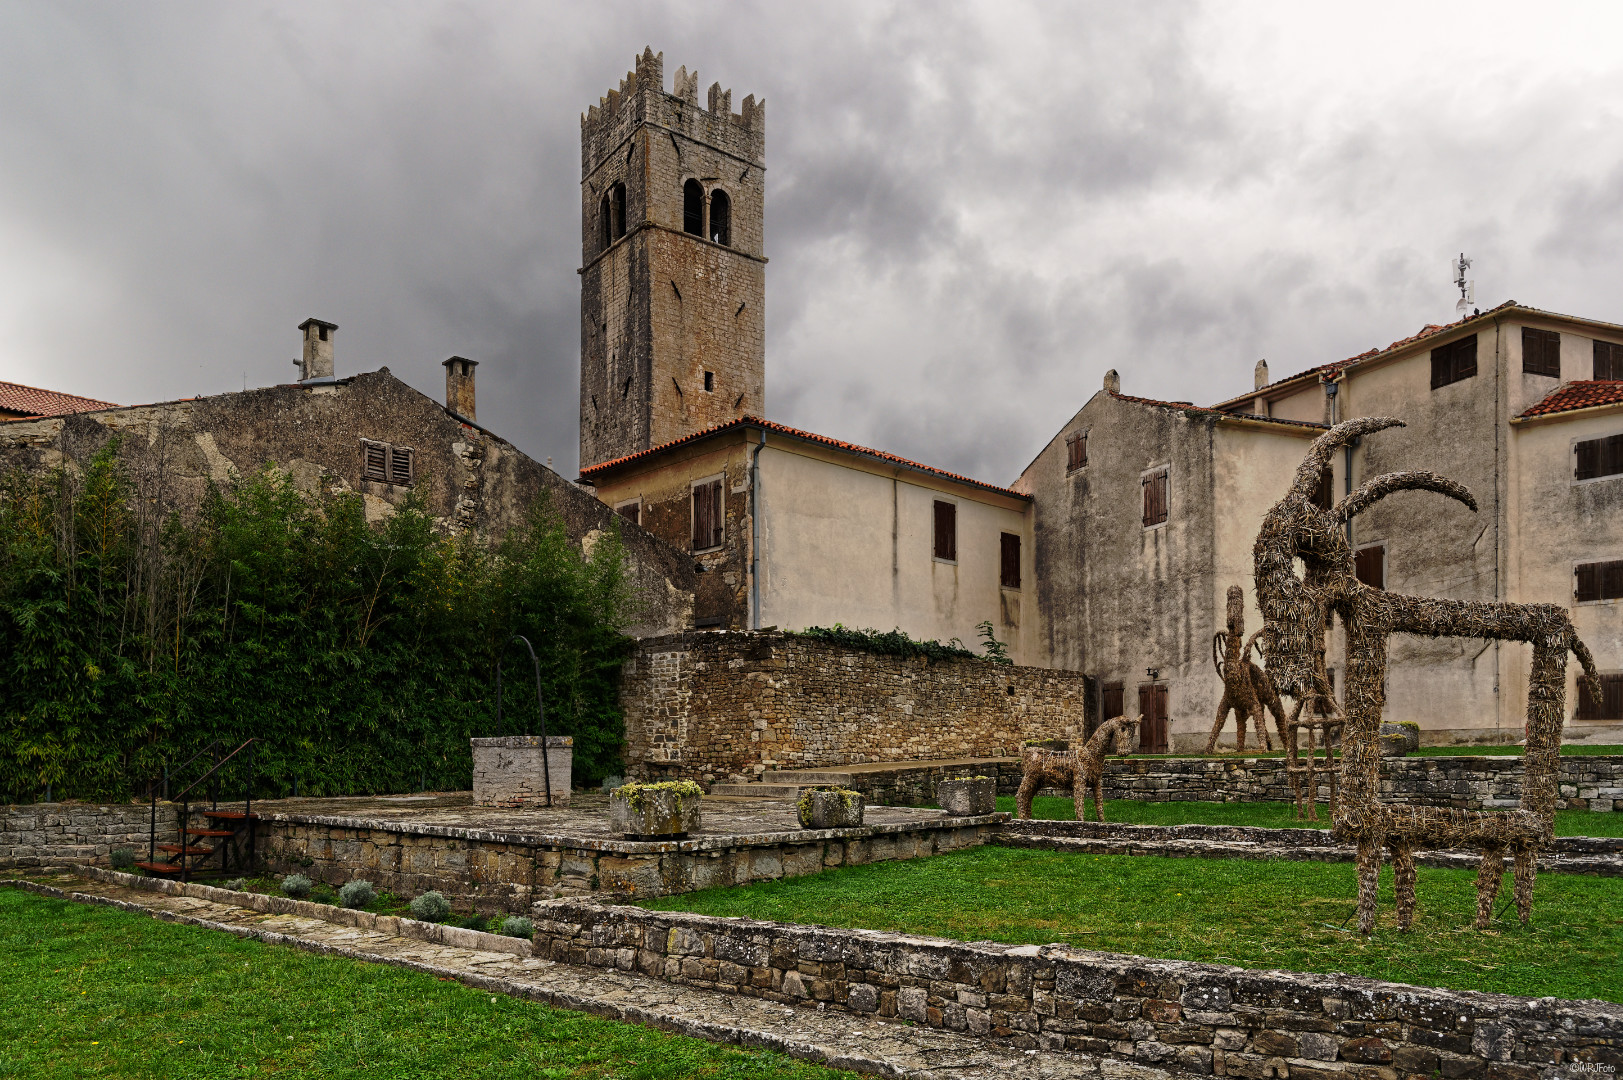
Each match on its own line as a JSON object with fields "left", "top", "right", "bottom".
{"left": 578, "top": 48, "right": 766, "bottom": 469}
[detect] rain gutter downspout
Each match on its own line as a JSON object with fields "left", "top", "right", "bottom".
{"left": 750, "top": 428, "right": 766, "bottom": 629}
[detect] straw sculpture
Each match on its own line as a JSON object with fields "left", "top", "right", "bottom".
{"left": 1280, "top": 628, "right": 1344, "bottom": 820}
{"left": 1253, "top": 416, "right": 1600, "bottom": 933}
{"left": 1205, "top": 586, "right": 1290, "bottom": 753}
{"left": 1016, "top": 716, "right": 1141, "bottom": 822}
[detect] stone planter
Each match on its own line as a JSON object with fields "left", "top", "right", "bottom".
{"left": 937, "top": 776, "right": 996, "bottom": 817}
{"left": 610, "top": 781, "right": 703, "bottom": 840}
{"left": 471, "top": 736, "right": 573, "bottom": 807}
{"left": 796, "top": 787, "right": 864, "bottom": 829}
{"left": 1378, "top": 722, "right": 1420, "bottom": 758}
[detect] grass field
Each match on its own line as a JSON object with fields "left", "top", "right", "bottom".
{"left": 0, "top": 888, "right": 858, "bottom": 1080}
{"left": 643, "top": 846, "right": 1623, "bottom": 1003}
{"left": 1001, "top": 796, "right": 1623, "bottom": 836}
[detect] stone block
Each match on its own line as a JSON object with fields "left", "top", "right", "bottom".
{"left": 471, "top": 735, "right": 574, "bottom": 808}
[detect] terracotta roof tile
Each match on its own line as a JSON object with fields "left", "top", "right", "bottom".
{"left": 1518, "top": 380, "right": 1623, "bottom": 419}
{"left": 579, "top": 416, "right": 1030, "bottom": 498}
{"left": 1110, "top": 392, "right": 1327, "bottom": 430}
{"left": 0, "top": 380, "right": 117, "bottom": 418}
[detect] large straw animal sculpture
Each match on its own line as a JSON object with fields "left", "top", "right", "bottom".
{"left": 1016, "top": 716, "right": 1141, "bottom": 822}
{"left": 1253, "top": 416, "right": 1599, "bottom": 933}
{"left": 1205, "top": 585, "right": 1290, "bottom": 753}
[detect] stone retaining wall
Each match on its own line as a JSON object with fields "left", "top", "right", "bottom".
{"left": 1100, "top": 755, "right": 1623, "bottom": 812}
{"left": 620, "top": 631, "right": 1090, "bottom": 785}
{"left": 0, "top": 802, "right": 175, "bottom": 868}
{"left": 530, "top": 900, "right": 1623, "bottom": 1077}
{"left": 254, "top": 811, "right": 1001, "bottom": 914}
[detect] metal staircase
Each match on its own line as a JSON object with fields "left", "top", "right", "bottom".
{"left": 134, "top": 738, "right": 258, "bottom": 882}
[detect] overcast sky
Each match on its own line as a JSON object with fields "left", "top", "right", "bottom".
{"left": 3, "top": 2, "right": 1623, "bottom": 483}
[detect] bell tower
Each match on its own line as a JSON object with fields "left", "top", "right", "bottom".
{"left": 578, "top": 48, "right": 767, "bottom": 469}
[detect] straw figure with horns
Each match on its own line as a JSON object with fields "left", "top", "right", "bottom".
{"left": 1252, "top": 416, "right": 1599, "bottom": 934}
{"left": 1016, "top": 715, "right": 1141, "bottom": 822}
{"left": 1204, "top": 585, "right": 1290, "bottom": 753}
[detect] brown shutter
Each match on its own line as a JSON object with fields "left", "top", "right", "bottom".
{"left": 1604, "top": 560, "right": 1623, "bottom": 601}
{"left": 692, "top": 482, "right": 722, "bottom": 550}
{"left": 1595, "top": 341, "right": 1622, "bottom": 381}
{"left": 1312, "top": 467, "right": 1334, "bottom": 510}
{"left": 1355, "top": 545, "right": 1384, "bottom": 590}
{"left": 1432, "top": 336, "right": 1478, "bottom": 388}
{"left": 1431, "top": 349, "right": 1449, "bottom": 389}
{"left": 1576, "top": 562, "right": 1599, "bottom": 602}
{"left": 388, "top": 446, "right": 413, "bottom": 485}
{"left": 1455, "top": 334, "right": 1477, "bottom": 382}
{"left": 1078, "top": 433, "right": 1087, "bottom": 468}
{"left": 1607, "top": 435, "right": 1623, "bottom": 478}
{"left": 933, "top": 501, "right": 956, "bottom": 561}
{"left": 1576, "top": 438, "right": 1601, "bottom": 481}
{"left": 1578, "top": 673, "right": 1623, "bottom": 721}
{"left": 1102, "top": 682, "right": 1124, "bottom": 721}
{"left": 1000, "top": 533, "right": 1021, "bottom": 588}
{"left": 1137, "top": 685, "right": 1152, "bottom": 751}
{"left": 1142, "top": 471, "right": 1168, "bottom": 526}
{"left": 1523, "top": 327, "right": 1560, "bottom": 377}
{"left": 616, "top": 502, "right": 640, "bottom": 526}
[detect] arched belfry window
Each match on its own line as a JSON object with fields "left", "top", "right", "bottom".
{"left": 610, "top": 182, "right": 627, "bottom": 241}
{"left": 683, "top": 179, "right": 704, "bottom": 236}
{"left": 599, "top": 192, "right": 612, "bottom": 252}
{"left": 708, "top": 188, "right": 731, "bottom": 246}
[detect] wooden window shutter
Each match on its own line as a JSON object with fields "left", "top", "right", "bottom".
{"left": 362, "top": 441, "right": 388, "bottom": 482}
{"left": 1603, "top": 560, "right": 1623, "bottom": 601}
{"left": 1595, "top": 341, "right": 1623, "bottom": 381}
{"left": 1355, "top": 545, "right": 1384, "bottom": 590}
{"left": 1431, "top": 335, "right": 1478, "bottom": 388}
{"left": 1608, "top": 435, "right": 1623, "bottom": 478}
{"left": 615, "top": 502, "right": 640, "bottom": 526}
{"left": 1578, "top": 673, "right": 1623, "bottom": 721}
{"left": 933, "top": 501, "right": 957, "bottom": 561}
{"left": 1523, "top": 327, "right": 1560, "bottom": 377}
{"left": 692, "top": 480, "right": 722, "bottom": 550}
{"left": 1430, "top": 349, "right": 1449, "bottom": 390}
{"left": 1577, "top": 438, "right": 1601, "bottom": 480}
{"left": 1311, "top": 467, "right": 1334, "bottom": 510}
{"left": 1137, "top": 685, "right": 1152, "bottom": 750}
{"left": 388, "top": 446, "right": 413, "bottom": 486}
{"left": 1102, "top": 682, "right": 1124, "bottom": 721}
{"left": 1576, "top": 562, "right": 1600, "bottom": 602}
{"left": 1142, "top": 471, "right": 1168, "bottom": 527}
{"left": 1000, "top": 533, "right": 1021, "bottom": 588}
{"left": 1065, "top": 432, "right": 1087, "bottom": 471}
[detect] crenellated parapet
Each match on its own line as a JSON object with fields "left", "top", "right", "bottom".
{"left": 581, "top": 46, "right": 764, "bottom": 178}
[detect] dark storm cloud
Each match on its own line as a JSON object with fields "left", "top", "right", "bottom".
{"left": 2, "top": 2, "right": 1623, "bottom": 485}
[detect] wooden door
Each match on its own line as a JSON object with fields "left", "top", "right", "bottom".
{"left": 1137, "top": 684, "right": 1169, "bottom": 754}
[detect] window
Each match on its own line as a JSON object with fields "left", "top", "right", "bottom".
{"left": 599, "top": 193, "right": 612, "bottom": 252}
{"left": 1596, "top": 341, "right": 1623, "bottom": 381}
{"left": 1577, "top": 673, "right": 1623, "bottom": 720}
{"left": 1065, "top": 432, "right": 1087, "bottom": 472}
{"left": 1575, "top": 434, "right": 1623, "bottom": 481}
{"left": 683, "top": 179, "right": 704, "bottom": 236}
{"left": 1523, "top": 327, "right": 1561, "bottom": 377}
{"left": 614, "top": 500, "right": 641, "bottom": 527}
{"left": 1355, "top": 544, "right": 1385, "bottom": 590}
{"left": 1000, "top": 533, "right": 1021, "bottom": 589}
{"left": 1430, "top": 334, "right": 1478, "bottom": 389}
{"left": 1137, "top": 683, "right": 1169, "bottom": 753}
{"left": 703, "top": 370, "right": 714, "bottom": 392}
{"left": 609, "top": 182, "right": 627, "bottom": 241}
{"left": 932, "top": 500, "right": 957, "bottom": 561}
{"left": 1101, "top": 682, "right": 1124, "bottom": 721}
{"left": 1142, "top": 469, "right": 1168, "bottom": 527}
{"left": 691, "top": 478, "right": 723, "bottom": 551}
{"left": 709, "top": 189, "right": 731, "bottom": 246}
{"left": 1311, "top": 467, "right": 1334, "bottom": 511}
{"left": 1576, "top": 560, "right": 1623, "bottom": 603}
{"left": 361, "top": 439, "right": 412, "bottom": 486}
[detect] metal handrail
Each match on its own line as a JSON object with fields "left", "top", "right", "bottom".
{"left": 144, "top": 737, "right": 257, "bottom": 879}
{"left": 495, "top": 635, "right": 552, "bottom": 806}
{"left": 172, "top": 738, "right": 256, "bottom": 803}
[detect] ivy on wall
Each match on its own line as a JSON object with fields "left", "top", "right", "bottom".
{"left": 0, "top": 443, "right": 635, "bottom": 803}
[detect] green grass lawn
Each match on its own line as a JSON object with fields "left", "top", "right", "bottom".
{"left": 1001, "top": 796, "right": 1623, "bottom": 836}
{"left": 643, "top": 846, "right": 1623, "bottom": 1004}
{"left": 0, "top": 888, "right": 859, "bottom": 1080}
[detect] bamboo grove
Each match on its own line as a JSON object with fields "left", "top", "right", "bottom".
{"left": 0, "top": 441, "right": 637, "bottom": 803}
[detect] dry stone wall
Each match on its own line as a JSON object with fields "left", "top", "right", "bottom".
{"left": 620, "top": 631, "right": 1090, "bottom": 784}
{"left": 531, "top": 900, "right": 1623, "bottom": 1075}
{"left": 0, "top": 802, "right": 174, "bottom": 868}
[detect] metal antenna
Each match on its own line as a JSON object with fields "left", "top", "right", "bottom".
{"left": 1453, "top": 253, "right": 1475, "bottom": 317}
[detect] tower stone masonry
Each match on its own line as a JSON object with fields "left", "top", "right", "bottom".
{"left": 578, "top": 47, "right": 767, "bottom": 469}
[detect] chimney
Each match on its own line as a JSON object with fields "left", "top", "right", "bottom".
{"left": 296, "top": 318, "right": 338, "bottom": 380}
{"left": 443, "top": 356, "right": 478, "bottom": 420}
{"left": 1254, "top": 358, "right": 1270, "bottom": 390}
{"left": 1102, "top": 368, "right": 1121, "bottom": 394}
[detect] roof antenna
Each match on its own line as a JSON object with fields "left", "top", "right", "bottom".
{"left": 1453, "top": 253, "right": 1476, "bottom": 318}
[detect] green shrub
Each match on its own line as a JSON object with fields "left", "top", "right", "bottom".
{"left": 280, "top": 874, "right": 313, "bottom": 900}
{"left": 790, "top": 625, "right": 975, "bottom": 663}
{"left": 219, "top": 878, "right": 247, "bottom": 892}
{"left": 108, "top": 847, "right": 136, "bottom": 871}
{"left": 501, "top": 916, "right": 534, "bottom": 939}
{"left": 409, "top": 891, "right": 450, "bottom": 922}
{"left": 310, "top": 883, "right": 335, "bottom": 905}
{"left": 338, "top": 880, "right": 375, "bottom": 909}
{"left": 461, "top": 912, "right": 489, "bottom": 933}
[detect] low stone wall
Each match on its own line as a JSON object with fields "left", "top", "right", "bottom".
{"left": 620, "top": 631, "right": 1090, "bottom": 785}
{"left": 1101, "top": 755, "right": 1623, "bottom": 812}
{"left": 472, "top": 736, "right": 574, "bottom": 808}
{"left": 255, "top": 810, "right": 1001, "bottom": 914}
{"left": 0, "top": 802, "right": 175, "bottom": 868}
{"left": 531, "top": 900, "right": 1622, "bottom": 1073}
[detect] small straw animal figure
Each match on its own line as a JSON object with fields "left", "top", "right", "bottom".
{"left": 1204, "top": 585, "right": 1289, "bottom": 753}
{"left": 1253, "top": 417, "right": 1599, "bottom": 934}
{"left": 1016, "top": 716, "right": 1141, "bottom": 822}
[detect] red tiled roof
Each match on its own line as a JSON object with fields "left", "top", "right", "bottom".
{"left": 1518, "top": 380, "right": 1623, "bottom": 419}
{"left": 1110, "top": 392, "right": 1327, "bottom": 430}
{"left": 579, "top": 416, "right": 1030, "bottom": 499}
{"left": 0, "top": 380, "right": 117, "bottom": 418}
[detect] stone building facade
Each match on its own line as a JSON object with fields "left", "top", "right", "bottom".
{"left": 578, "top": 48, "right": 767, "bottom": 469}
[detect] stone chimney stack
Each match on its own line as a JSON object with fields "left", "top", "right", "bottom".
{"left": 1103, "top": 369, "right": 1121, "bottom": 394}
{"left": 443, "top": 356, "right": 478, "bottom": 420}
{"left": 296, "top": 318, "right": 338, "bottom": 380}
{"left": 1254, "top": 358, "right": 1270, "bottom": 390}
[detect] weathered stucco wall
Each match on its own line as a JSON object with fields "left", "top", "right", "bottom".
{"left": 0, "top": 370, "right": 698, "bottom": 638}
{"left": 620, "top": 631, "right": 1088, "bottom": 784}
